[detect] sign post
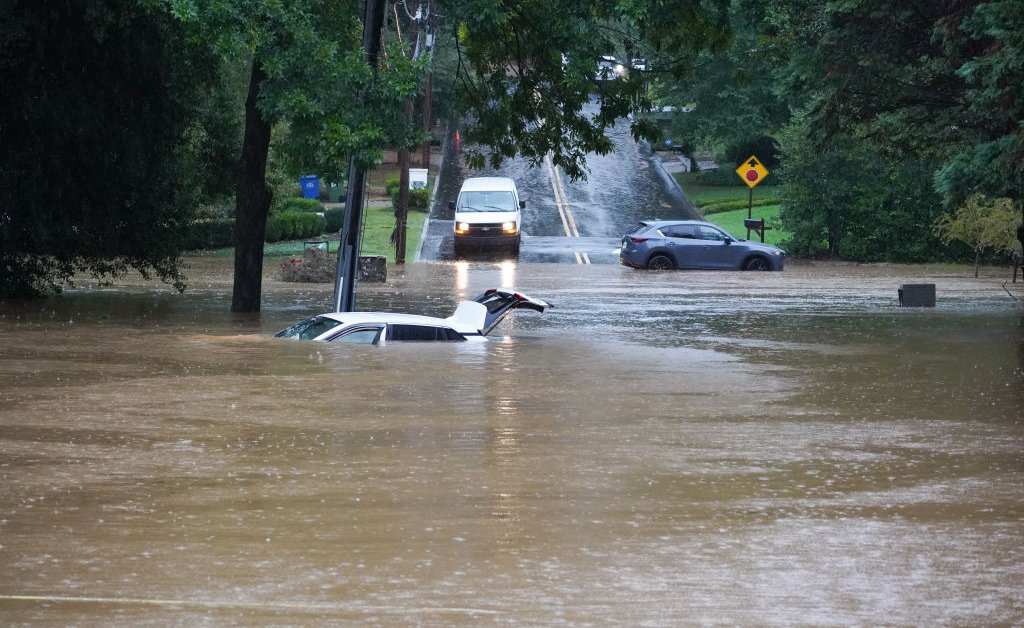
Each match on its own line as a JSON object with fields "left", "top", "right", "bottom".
{"left": 735, "top": 155, "right": 769, "bottom": 242}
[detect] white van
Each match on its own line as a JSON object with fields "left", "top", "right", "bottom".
{"left": 449, "top": 177, "right": 523, "bottom": 255}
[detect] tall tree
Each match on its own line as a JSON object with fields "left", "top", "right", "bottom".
{"left": 438, "top": 0, "right": 732, "bottom": 180}
{"left": 166, "top": 0, "right": 423, "bottom": 312}
{"left": 783, "top": 0, "right": 1023, "bottom": 204}
{"left": 0, "top": 0, "right": 230, "bottom": 297}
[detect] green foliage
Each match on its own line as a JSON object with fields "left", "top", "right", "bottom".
{"left": 265, "top": 211, "right": 324, "bottom": 242}
{"left": 324, "top": 207, "right": 346, "bottom": 233}
{"left": 693, "top": 168, "right": 744, "bottom": 187}
{"left": 441, "top": 0, "right": 732, "bottom": 180}
{"left": 701, "top": 198, "right": 779, "bottom": 215}
{"left": 935, "top": 194, "right": 1021, "bottom": 276}
{"left": 389, "top": 184, "right": 431, "bottom": 212}
{"left": 781, "top": 0, "right": 1024, "bottom": 204}
{"left": 276, "top": 197, "right": 325, "bottom": 213}
{"left": 182, "top": 219, "right": 235, "bottom": 251}
{"left": 725, "top": 135, "right": 780, "bottom": 171}
{"left": 778, "top": 116, "right": 947, "bottom": 262}
{"left": 409, "top": 187, "right": 430, "bottom": 211}
{"left": 0, "top": 0, "right": 232, "bottom": 296}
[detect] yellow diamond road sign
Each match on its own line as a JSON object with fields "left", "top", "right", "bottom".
{"left": 736, "top": 155, "right": 769, "bottom": 188}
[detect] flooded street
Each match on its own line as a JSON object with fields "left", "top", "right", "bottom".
{"left": 2, "top": 259, "right": 1023, "bottom": 625}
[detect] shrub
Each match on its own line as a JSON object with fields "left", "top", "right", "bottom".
{"left": 693, "top": 167, "right": 741, "bottom": 186}
{"left": 265, "top": 211, "right": 323, "bottom": 242}
{"left": 182, "top": 219, "right": 234, "bottom": 250}
{"left": 725, "top": 135, "right": 780, "bottom": 170}
{"left": 409, "top": 187, "right": 430, "bottom": 211}
{"left": 701, "top": 198, "right": 779, "bottom": 214}
{"left": 265, "top": 216, "right": 283, "bottom": 242}
{"left": 384, "top": 176, "right": 401, "bottom": 197}
{"left": 390, "top": 185, "right": 431, "bottom": 211}
{"left": 324, "top": 207, "right": 345, "bottom": 233}
{"left": 277, "top": 197, "right": 324, "bottom": 213}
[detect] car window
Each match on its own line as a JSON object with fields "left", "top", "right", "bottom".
{"left": 696, "top": 225, "right": 726, "bottom": 241}
{"left": 274, "top": 316, "right": 342, "bottom": 340}
{"left": 388, "top": 324, "right": 466, "bottom": 342}
{"left": 626, "top": 222, "right": 649, "bottom": 235}
{"left": 662, "top": 224, "right": 697, "bottom": 239}
{"left": 329, "top": 326, "right": 383, "bottom": 344}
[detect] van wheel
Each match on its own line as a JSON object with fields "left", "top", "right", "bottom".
{"left": 647, "top": 254, "right": 674, "bottom": 271}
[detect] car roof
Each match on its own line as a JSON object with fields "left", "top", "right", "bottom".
{"left": 313, "top": 311, "right": 477, "bottom": 332}
{"left": 459, "top": 177, "right": 517, "bottom": 193}
{"left": 642, "top": 220, "right": 712, "bottom": 227}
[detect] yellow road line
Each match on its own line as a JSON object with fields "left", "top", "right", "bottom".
{"left": 545, "top": 155, "right": 573, "bottom": 237}
{"left": 545, "top": 155, "right": 590, "bottom": 264}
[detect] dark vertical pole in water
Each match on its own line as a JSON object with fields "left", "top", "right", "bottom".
{"left": 334, "top": 0, "right": 387, "bottom": 312}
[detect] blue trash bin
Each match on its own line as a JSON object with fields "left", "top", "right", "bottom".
{"left": 299, "top": 175, "right": 320, "bottom": 200}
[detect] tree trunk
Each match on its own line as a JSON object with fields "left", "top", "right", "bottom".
{"left": 231, "top": 61, "right": 273, "bottom": 313}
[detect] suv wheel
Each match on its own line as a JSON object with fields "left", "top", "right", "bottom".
{"left": 647, "top": 254, "right": 674, "bottom": 271}
{"left": 743, "top": 256, "right": 769, "bottom": 271}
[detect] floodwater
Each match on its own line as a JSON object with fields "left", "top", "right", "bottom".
{"left": 1, "top": 259, "right": 1023, "bottom": 625}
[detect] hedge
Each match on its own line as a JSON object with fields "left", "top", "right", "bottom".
{"left": 182, "top": 219, "right": 234, "bottom": 250}
{"left": 385, "top": 176, "right": 431, "bottom": 211}
{"left": 324, "top": 207, "right": 345, "bottom": 233}
{"left": 183, "top": 211, "right": 328, "bottom": 251}
{"left": 265, "top": 211, "right": 325, "bottom": 242}
{"left": 701, "top": 198, "right": 779, "bottom": 215}
{"left": 278, "top": 197, "right": 324, "bottom": 213}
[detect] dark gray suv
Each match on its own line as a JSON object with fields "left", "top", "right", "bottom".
{"left": 620, "top": 220, "right": 785, "bottom": 271}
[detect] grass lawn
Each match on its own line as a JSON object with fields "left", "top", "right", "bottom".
{"left": 674, "top": 171, "right": 779, "bottom": 207}
{"left": 197, "top": 204, "right": 428, "bottom": 263}
{"left": 703, "top": 204, "right": 790, "bottom": 247}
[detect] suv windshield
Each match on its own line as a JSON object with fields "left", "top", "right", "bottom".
{"left": 457, "top": 191, "right": 515, "bottom": 212}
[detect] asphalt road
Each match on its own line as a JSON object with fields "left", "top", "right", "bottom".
{"left": 419, "top": 108, "right": 700, "bottom": 265}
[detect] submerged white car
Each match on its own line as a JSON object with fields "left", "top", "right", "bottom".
{"left": 274, "top": 289, "right": 551, "bottom": 344}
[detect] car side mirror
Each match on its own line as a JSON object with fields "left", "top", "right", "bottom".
{"left": 448, "top": 200, "right": 455, "bottom": 211}
{"left": 519, "top": 200, "right": 526, "bottom": 209}
{"left": 724, "top": 237, "right": 734, "bottom": 244}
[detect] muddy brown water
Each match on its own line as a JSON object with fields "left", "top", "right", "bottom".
{"left": 1, "top": 259, "right": 1022, "bottom": 625}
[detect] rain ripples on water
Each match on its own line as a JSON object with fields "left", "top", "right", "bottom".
{"left": 1, "top": 261, "right": 1022, "bottom": 625}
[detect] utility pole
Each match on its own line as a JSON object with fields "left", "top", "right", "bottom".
{"left": 333, "top": 0, "right": 387, "bottom": 312}
{"left": 420, "top": 1, "right": 435, "bottom": 170}
{"left": 394, "top": 0, "right": 433, "bottom": 265}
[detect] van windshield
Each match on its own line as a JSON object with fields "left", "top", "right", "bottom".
{"left": 457, "top": 191, "right": 516, "bottom": 212}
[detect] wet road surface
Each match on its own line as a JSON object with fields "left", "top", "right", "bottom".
{"left": 420, "top": 109, "right": 699, "bottom": 265}
{"left": 1, "top": 259, "right": 1022, "bottom": 625}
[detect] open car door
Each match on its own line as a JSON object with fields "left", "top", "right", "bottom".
{"left": 446, "top": 289, "right": 551, "bottom": 336}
